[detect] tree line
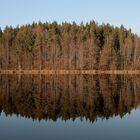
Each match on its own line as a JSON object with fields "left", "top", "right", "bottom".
{"left": 0, "top": 21, "right": 140, "bottom": 70}
{"left": 0, "top": 75, "right": 139, "bottom": 122}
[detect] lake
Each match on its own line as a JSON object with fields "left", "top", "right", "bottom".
{"left": 0, "top": 75, "right": 140, "bottom": 140}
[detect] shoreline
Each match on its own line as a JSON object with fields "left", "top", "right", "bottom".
{"left": 0, "top": 70, "right": 140, "bottom": 75}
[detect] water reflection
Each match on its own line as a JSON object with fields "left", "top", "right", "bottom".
{"left": 0, "top": 75, "right": 140, "bottom": 123}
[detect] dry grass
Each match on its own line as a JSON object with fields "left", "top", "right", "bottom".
{"left": 0, "top": 70, "right": 140, "bottom": 75}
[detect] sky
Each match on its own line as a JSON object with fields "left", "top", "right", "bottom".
{"left": 0, "top": 0, "right": 140, "bottom": 34}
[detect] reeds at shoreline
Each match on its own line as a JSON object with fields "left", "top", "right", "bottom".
{"left": 0, "top": 70, "right": 140, "bottom": 75}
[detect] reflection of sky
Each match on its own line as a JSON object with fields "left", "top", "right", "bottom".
{"left": 0, "top": 0, "right": 140, "bottom": 34}
{"left": 0, "top": 109, "right": 140, "bottom": 140}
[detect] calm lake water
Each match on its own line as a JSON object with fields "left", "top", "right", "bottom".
{"left": 0, "top": 75, "right": 140, "bottom": 140}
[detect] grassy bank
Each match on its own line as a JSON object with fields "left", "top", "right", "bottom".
{"left": 0, "top": 70, "right": 140, "bottom": 75}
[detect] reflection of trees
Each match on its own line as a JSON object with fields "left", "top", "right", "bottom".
{"left": 0, "top": 75, "right": 140, "bottom": 123}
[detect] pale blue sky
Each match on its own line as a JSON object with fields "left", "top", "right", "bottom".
{"left": 0, "top": 0, "right": 140, "bottom": 33}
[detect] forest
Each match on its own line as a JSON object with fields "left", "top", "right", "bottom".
{"left": 0, "top": 21, "right": 140, "bottom": 70}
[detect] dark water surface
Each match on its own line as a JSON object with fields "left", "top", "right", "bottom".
{"left": 0, "top": 75, "right": 140, "bottom": 140}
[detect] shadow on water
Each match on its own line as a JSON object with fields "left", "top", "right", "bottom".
{"left": 0, "top": 74, "right": 140, "bottom": 123}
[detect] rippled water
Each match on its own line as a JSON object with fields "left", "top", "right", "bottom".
{"left": 0, "top": 75, "right": 140, "bottom": 140}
